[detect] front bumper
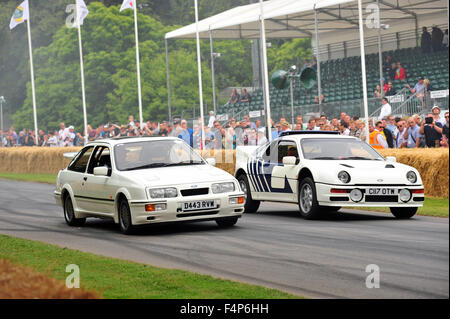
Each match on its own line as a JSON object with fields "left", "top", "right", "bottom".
{"left": 129, "top": 192, "right": 245, "bottom": 225}
{"left": 54, "top": 191, "right": 62, "bottom": 207}
{"left": 315, "top": 183, "right": 425, "bottom": 207}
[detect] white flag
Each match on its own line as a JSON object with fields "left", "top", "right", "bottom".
{"left": 76, "top": 0, "right": 89, "bottom": 26}
{"left": 120, "top": 0, "right": 134, "bottom": 12}
{"left": 9, "top": 0, "right": 29, "bottom": 30}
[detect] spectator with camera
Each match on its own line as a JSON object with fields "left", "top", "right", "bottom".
{"left": 419, "top": 113, "right": 443, "bottom": 148}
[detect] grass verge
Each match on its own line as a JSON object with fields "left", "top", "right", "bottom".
{"left": 0, "top": 172, "right": 57, "bottom": 184}
{"left": 345, "top": 197, "right": 449, "bottom": 218}
{"left": 0, "top": 234, "right": 300, "bottom": 299}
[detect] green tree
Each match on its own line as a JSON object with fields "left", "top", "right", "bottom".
{"left": 12, "top": 2, "right": 213, "bottom": 130}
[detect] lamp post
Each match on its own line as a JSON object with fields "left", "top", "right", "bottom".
{"left": 288, "top": 65, "right": 297, "bottom": 126}
{"left": 0, "top": 96, "right": 5, "bottom": 147}
{"left": 210, "top": 48, "right": 221, "bottom": 115}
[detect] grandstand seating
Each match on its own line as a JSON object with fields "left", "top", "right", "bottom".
{"left": 217, "top": 46, "right": 449, "bottom": 118}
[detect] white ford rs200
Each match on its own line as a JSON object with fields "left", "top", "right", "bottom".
{"left": 55, "top": 137, "right": 245, "bottom": 234}
{"left": 235, "top": 131, "right": 424, "bottom": 219}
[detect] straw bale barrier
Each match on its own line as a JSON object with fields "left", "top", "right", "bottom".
{"left": 0, "top": 259, "right": 99, "bottom": 299}
{"left": 0, "top": 147, "right": 448, "bottom": 197}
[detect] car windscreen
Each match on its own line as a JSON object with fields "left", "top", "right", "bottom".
{"left": 114, "top": 139, "right": 205, "bottom": 171}
{"left": 301, "top": 138, "right": 384, "bottom": 161}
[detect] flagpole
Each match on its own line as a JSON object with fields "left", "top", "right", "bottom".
{"left": 26, "top": 18, "right": 38, "bottom": 146}
{"left": 76, "top": 7, "right": 88, "bottom": 146}
{"left": 133, "top": 0, "right": 143, "bottom": 126}
{"left": 259, "top": 0, "right": 272, "bottom": 141}
{"left": 194, "top": 0, "right": 205, "bottom": 150}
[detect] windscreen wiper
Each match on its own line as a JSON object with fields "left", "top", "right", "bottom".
{"left": 122, "top": 163, "right": 170, "bottom": 171}
{"left": 308, "top": 156, "right": 338, "bottom": 160}
{"left": 164, "top": 160, "right": 205, "bottom": 167}
{"left": 341, "top": 156, "right": 373, "bottom": 160}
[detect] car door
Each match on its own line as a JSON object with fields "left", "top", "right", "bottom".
{"left": 269, "top": 140, "right": 298, "bottom": 202}
{"left": 81, "top": 145, "right": 115, "bottom": 216}
{"left": 247, "top": 141, "right": 274, "bottom": 199}
{"left": 66, "top": 145, "right": 95, "bottom": 212}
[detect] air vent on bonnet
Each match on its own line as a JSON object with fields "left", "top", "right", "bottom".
{"left": 340, "top": 164, "right": 354, "bottom": 168}
{"left": 385, "top": 164, "right": 395, "bottom": 168}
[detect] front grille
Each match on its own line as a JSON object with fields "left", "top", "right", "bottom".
{"left": 330, "top": 196, "right": 349, "bottom": 202}
{"left": 180, "top": 188, "right": 209, "bottom": 197}
{"left": 365, "top": 195, "right": 398, "bottom": 202}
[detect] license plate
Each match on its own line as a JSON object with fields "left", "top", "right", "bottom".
{"left": 183, "top": 200, "right": 217, "bottom": 212}
{"left": 366, "top": 188, "right": 398, "bottom": 195}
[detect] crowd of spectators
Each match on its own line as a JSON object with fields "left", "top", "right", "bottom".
{"left": 3, "top": 107, "right": 448, "bottom": 151}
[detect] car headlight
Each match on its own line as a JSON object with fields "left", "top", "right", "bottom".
{"left": 338, "top": 171, "right": 351, "bottom": 184}
{"left": 211, "top": 182, "right": 235, "bottom": 194}
{"left": 149, "top": 188, "right": 178, "bottom": 199}
{"left": 406, "top": 171, "right": 417, "bottom": 183}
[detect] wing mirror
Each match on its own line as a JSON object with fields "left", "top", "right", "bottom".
{"left": 385, "top": 156, "right": 397, "bottom": 163}
{"left": 282, "top": 156, "right": 298, "bottom": 166}
{"left": 93, "top": 166, "right": 109, "bottom": 176}
{"left": 205, "top": 158, "right": 216, "bottom": 166}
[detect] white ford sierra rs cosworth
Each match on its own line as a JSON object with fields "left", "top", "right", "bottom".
{"left": 235, "top": 131, "right": 424, "bottom": 219}
{"left": 55, "top": 137, "right": 245, "bottom": 234}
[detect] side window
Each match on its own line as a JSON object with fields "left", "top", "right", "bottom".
{"left": 278, "top": 141, "right": 299, "bottom": 163}
{"left": 262, "top": 141, "right": 279, "bottom": 163}
{"left": 87, "top": 146, "right": 112, "bottom": 175}
{"left": 68, "top": 146, "right": 94, "bottom": 173}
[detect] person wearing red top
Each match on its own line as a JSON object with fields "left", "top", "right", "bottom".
{"left": 394, "top": 62, "right": 406, "bottom": 80}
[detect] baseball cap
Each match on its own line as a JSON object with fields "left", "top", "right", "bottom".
{"left": 281, "top": 121, "right": 290, "bottom": 126}
{"left": 68, "top": 126, "right": 74, "bottom": 130}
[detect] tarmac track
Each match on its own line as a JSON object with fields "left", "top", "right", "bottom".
{"left": 0, "top": 179, "right": 448, "bottom": 298}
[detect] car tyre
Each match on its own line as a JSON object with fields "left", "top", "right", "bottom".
{"left": 216, "top": 217, "right": 239, "bottom": 228}
{"left": 238, "top": 174, "right": 260, "bottom": 214}
{"left": 64, "top": 195, "right": 86, "bottom": 227}
{"left": 298, "top": 177, "right": 321, "bottom": 219}
{"left": 119, "top": 199, "right": 135, "bottom": 235}
{"left": 390, "top": 207, "right": 418, "bottom": 219}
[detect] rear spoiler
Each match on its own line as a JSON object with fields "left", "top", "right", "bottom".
{"left": 236, "top": 146, "right": 259, "bottom": 168}
{"left": 63, "top": 152, "right": 78, "bottom": 159}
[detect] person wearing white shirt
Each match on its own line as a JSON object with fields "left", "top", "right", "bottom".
{"left": 66, "top": 126, "right": 76, "bottom": 147}
{"left": 58, "top": 122, "right": 69, "bottom": 147}
{"left": 378, "top": 98, "right": 392, "bottom": 121}
{"left": 340, "top": 122, "right": 350, "bottom": 136}
{"left": 208, "top": 111, "right": 216, "bottom": 128}
{"left": 48, "top": 131, "right": 58, "bottom": 147}
{"left": 431, "top": 106, "right": 446, "bottom": 127}
{"left": 395, "top": 120, "right": 407, "bottom": 148}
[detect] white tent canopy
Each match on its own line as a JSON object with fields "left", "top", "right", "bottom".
{"left": 165, "top": 0, "right": 448, "bottom": 40}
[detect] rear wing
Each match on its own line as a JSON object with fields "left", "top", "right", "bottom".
{"left": 63, "top": 152, "right": 78, "bottom": 159}
{"left": 235, "top": 146, "right": 259, "bottom": 171}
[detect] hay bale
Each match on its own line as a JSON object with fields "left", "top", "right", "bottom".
{"left": 0, "top": 259, "right": 99, "bottom": 299}
{"left": 379, "top": 149, "right": 449, "bottom": 198}
{"left": 0, "top": 147, "right": 81, "bottom": 174}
